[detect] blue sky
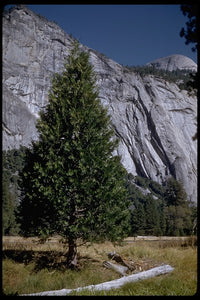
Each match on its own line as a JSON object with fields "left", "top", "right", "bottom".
{"left": 5, "top": 4, "right": 197, "bottom": 66}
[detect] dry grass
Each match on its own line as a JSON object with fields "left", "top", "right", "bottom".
{"left": 2, "top": 236, "right": 197, "bottom": 296}
{"left": 3, "top": 235, "right": 66, "bottom": 252}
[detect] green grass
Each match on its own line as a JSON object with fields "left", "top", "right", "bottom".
{"left": 2, "top": 237, "right": 197, "bottom": 296}
{"left": 70, "top": 245, "right": 197, "bottom": 296}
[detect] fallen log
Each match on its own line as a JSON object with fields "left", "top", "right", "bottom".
{"left": 108, "top": 251, "right": 135, "bottom": 271}
{"left": 103, "top": 260, "right": 129, "bottom": 276}
{"left": 20, "top": 264, "right": 174, "bottom": 296}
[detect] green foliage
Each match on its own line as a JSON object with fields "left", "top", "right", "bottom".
{"left": 126, "top": 174, "right": 194, "bottom": 236}
{"left": 180, "top": 4, "right": 198, "bottom": 52}
{"left": 2, "top": 171, "right": 17, "bottom": 235}
{"left": 17, "top": 42, "right": 131, "bottom": 244}
{"left": 144, "top": 196, "right": 161, "bottom": 236}
{"left": 163, "top": 178, "right": 193, "bottom": 236}
{"left": 3, "top": 144, "right": 195, "bottom": 239}
{"left": 2, "top": 147, "right": 27, "bottom": 235}
{"left": 125, "top": 65, "right": 195, "bottom": 91}
{"left": 130, "top": 202, "right": 146, "bottom": 236}
{"left": 134, "top": 176, "right": 149, "bottom": 189}
{"left": 179, "top": 4, "right": 198, "bottom": 92}
{"left": 163, "top": 177, "right": 187, "bottom": 206}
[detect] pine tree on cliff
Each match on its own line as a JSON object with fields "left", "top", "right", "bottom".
{"left": 17, "top": 42, "right": 131, "bottom": 269}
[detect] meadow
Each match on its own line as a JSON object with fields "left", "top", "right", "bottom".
{"left": 2, "top": 235, "right": 197, "bottom": 296}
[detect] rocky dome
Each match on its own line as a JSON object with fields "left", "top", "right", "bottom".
{"left": 147, "top": 54, "right": 197, "bottom": 72}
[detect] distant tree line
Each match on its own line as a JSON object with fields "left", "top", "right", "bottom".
{"left": 2, "top": 147, "right": 196, "bottom": 237}
{"left": 125, "top": 173, "right": 197, "bottom": 236}
{"left": 2, "top": 146, "right": 26, "bottom": 235}
{"left": 125, "top": 65, "right": 196, "bottom": 93}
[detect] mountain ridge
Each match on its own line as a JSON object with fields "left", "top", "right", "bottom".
{"left": 3, "top": 5, "right": 197, "bottom": 203}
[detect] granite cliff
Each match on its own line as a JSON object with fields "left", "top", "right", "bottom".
{"left": 3, "top": 5, "right": 197, "bottom": 203}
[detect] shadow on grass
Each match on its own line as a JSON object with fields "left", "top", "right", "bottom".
{"left": 1, "top": 291, "right": 19, "bottom": 296}
{"left": 3, "top": 249, "right": 69, "bottom": 272}
{"left": 3, "top": 250, "right": 100, "bottom": 273}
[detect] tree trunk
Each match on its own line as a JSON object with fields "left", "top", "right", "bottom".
{"left": 67, "top": 238, "right": 77, "bottom": 269}
{"left": 103, "top": 261, "right": 129, "bottom": 276}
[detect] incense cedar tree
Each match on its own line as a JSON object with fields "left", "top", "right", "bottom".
{"left": 17, "top": 43, "right": 131, "bottom": 268}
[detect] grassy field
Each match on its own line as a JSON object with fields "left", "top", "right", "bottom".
{"left": 2, "top": 236, "right": 197, "bottom": 296}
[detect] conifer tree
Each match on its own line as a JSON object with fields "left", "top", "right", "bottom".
{"left": 144, "top": 196, "right": 160, "bottom": 235}
{"left": 163, "top": 178, "right": 193, "bottom": 235}
{"left": 130, "top": 202, "right": 146, "bottom": 236}
{"left": 2, "top": 169, "right": 16, "bottom": 235}
{"left": 164, "top": 177, "right": 187, "bottom": 206}
{"left": 17, "top": 42, "right": 131, "bottom": 268}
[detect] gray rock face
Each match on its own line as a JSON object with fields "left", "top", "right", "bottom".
{"left": 3, "top": 6, "right": 197, "bottom": 203}
{"left": 147, "top": 54, "right": 197, "bottom": 72}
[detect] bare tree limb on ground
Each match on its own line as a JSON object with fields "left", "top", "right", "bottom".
{"left": 20, "top": 264, "right": 174, "bottom": 296}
